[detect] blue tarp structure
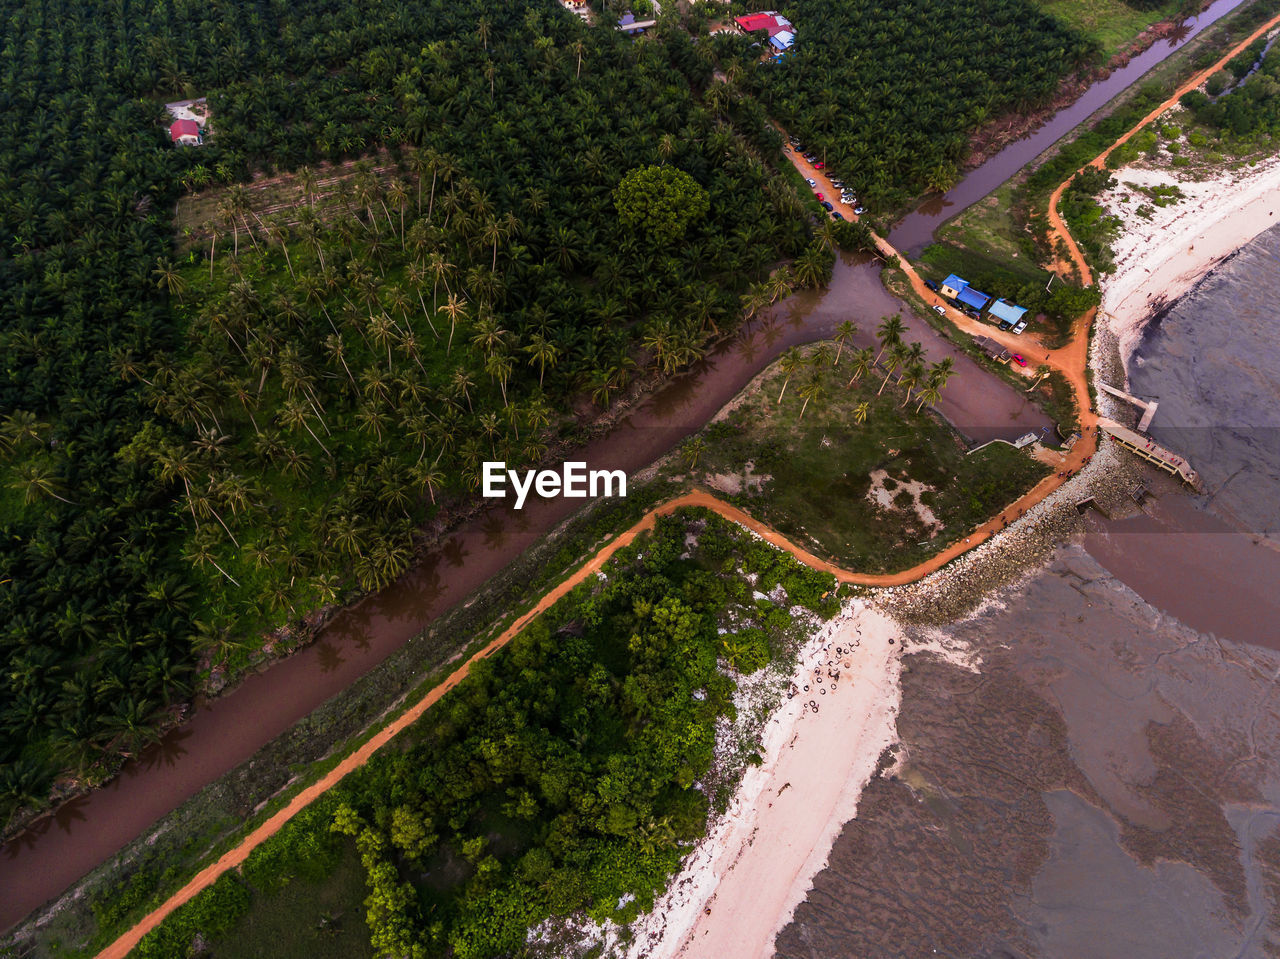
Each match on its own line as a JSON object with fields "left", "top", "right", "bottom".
{"left": 956, "top": 286, "right": 990, "bottom": 310}
{"left": 989, "top": 299, "right": 1028, "bottom": 326}
{"left": 941, "top": 274, "right": 966, "bottom": 292}
{"left": 770, "top": 30, "right": 795, "bottom": 50}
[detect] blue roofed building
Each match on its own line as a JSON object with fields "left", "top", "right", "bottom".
{"left": 769, "top": 30, "right": 795, "bottom": 51}
{"left": 939, "top": 274, "right": 967, "bottom": 299}
{"left": 989, "top": 299, "right": 1029, "bottom": 328}
{"left": 956, "top": 286, "right": 990, "bottom": 311}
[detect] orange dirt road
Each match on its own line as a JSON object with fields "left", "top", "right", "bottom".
{"left": 99, "top": 17, "right": 1280, "bottom": 957}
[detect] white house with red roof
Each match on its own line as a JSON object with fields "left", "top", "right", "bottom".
{"left": 169, "top": 118, "right": 202, "bottom": 146}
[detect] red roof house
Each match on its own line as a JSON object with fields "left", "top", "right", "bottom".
{"left": 734, "top": 12, "right": 793, "bottom": 38}
{"left": 169, "top": 119, "right": 201, "bottom": 145}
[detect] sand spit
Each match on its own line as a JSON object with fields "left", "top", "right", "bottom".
{"left": 1098, "top": 149, "right": 1280, "bottom": 368}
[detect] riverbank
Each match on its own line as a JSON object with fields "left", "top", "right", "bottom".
{"left": 623, "top": 602, "right": 904, "bottom": 959}
{"left": 1098, "top": 149, "right": 1280, "bottom": 367}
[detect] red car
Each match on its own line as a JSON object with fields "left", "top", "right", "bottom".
{"left": 814, "top": 161, "right": 825, "bottom": 169}
{"left": 815, "top": 192, "right": 824, "bottom": 201}
{"left": 1011, "top": 354, "right": 1027, "bottom": 367}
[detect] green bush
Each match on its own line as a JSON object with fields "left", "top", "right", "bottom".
{"left": 133, "top": 873, "right": 251, "bottom": 959}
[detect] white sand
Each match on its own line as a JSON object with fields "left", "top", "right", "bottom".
{"left": 626, "top": 602, "right": 903, "bottom": 959}
{"left": 1098, "top": 151, "right": 1280, "bottom": 368}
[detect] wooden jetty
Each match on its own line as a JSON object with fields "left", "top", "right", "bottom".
{"left": 1097, "top": 417, "right": 1202, "bottom": 491}
{"left": 1098, "top": 382, "right": 1159, "bottom": 431}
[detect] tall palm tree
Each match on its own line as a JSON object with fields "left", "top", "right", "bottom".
{"left": 833, "top": 320, "right": 856, "bottom": 365}
{"left": 682, "top": 437, "right": 705, "bottom": 469}
{"left": 847, "top": 347, "right": 874, "bottom": 387}
{"left": 878, "top": 342, "right": 908, "bottom": 396}
{"left": 898, "top": 361, "right": 926, "bottom": 406}
{"left": 797, "top": 372, "right": 825, "bottom": 420}
{"left": 524, "top": 334, "right": 560, "bottom": 388}
{"left": 441, "top": 293, "right": 467, "bottom": 355}
{"left": 874, "top": 314, "right": 904, "bottom": 362}
{"left": 777, "top": 347, "right": 803, "bottom": 404}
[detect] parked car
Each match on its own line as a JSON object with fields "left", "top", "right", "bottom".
{"left": 830, "top": 180, "right": 844, "bottom": 188}
{"left": 924, "top": 279, "right": 939, "bottom": 292}
{"left": 821, "top": 201, "right": 833, "bottom": 211}
{"left": 804, "top": 153, "right": 817, "bottom": 162}
{"left": 815, "top": 192, "right": 824, "bottom": 201}
{"left": 933, "top": 305, "right": 946, "bottom": 315}
{"left": 1013, "top": 319, "right": 1028, "bottom": 334}
{"left": 805, "top": 178, "right": 816, "bottom": 187}
{"left": 1011, "top": 353, "right": 1027, "bottom": 366}
{"left": 832, "top": 211, "right": 844, "bottom": 220}
{"left": 814, "top": 161, "right": 825, "bottom": 169}
{"left": 854, "top": 206, "right": 866, "bottom": 215}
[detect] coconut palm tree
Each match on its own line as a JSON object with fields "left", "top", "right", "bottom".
{"left": 878, "top": 342, "right": 909, "bottom": 396}
{"left": 853, "top": 401, "right": 870, "bottom": 425}
{"left": 682, "top": 437, "right": 705, "bottom": 469}
{"left": 524, "top": 334, "right": 560, "bottom": 388}
{"left": 898, "top": 361, "right": 925, "bottom": 406}
{"left": 847, "top": 347, "right": 874, "bottom": 387}
{"left": 833, "top": 320, "right": 856, "bottom": 365}
{"left": 874, "top": 314, "right": 904, "bottom": 362}
{"left": 797, "top": 372, "right": 825, "bottom": 420}
{"left": 777, "top": 347, "right": 804, "bottom": 404}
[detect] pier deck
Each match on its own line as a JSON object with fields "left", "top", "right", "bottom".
{"left": 1097, "top": 417, "right": 1202, "bottom": 490}
{"left": 1098, "top": 382, "right": 1159, "bottom": 431}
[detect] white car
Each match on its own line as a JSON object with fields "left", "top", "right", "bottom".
{"left": 1012, "top": 319, "right": 1028, "bottom": 334}
{"left": 854, "top": 206, "right": 866, "bottom": 215}
{"left": 806, "top": 178, "right": 816, "bottom": 187}
{"left": 830, "top": 180, "right": 844, "bottom": 188}
{"left": 933, "top": 305, "right": 946, "bottom": 315}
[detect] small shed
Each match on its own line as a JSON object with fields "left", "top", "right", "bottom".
{"left": 940, "top": 274, "right": 967, "bottom": 300}
{"left": 956, "top": 286, "right": 990, "bottom": 311}
{"left": 169, "top": 119, "right": 201, "bottom": 146}
{"left": 989, "top": 299, "right": 1029, "bottom": 327}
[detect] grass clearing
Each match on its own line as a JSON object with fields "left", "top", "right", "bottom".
{"left": 1035, "top": 0, "right": 1182, "bottom": 58}
{"left": 684, "top": 344, "right": 1049, "bottom": 572}
{"left": 213, "top": 842, "right": 372, "bottom": 959}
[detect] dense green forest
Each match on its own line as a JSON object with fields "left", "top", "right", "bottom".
{"left": 1180, "top": 37, "right": 1280, "bottom": 135}
{"left": 743, "top": 0, "right": 1097, "bottom": 208}
{"left": 0, "top": 0, "right": 818, "bottom": 830}
{"left": 132, "top": 509, "right": 838, "bottom": 959}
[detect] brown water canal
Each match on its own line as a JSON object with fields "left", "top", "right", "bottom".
{"left": 0, "top": 0, "right": 1252, "bottom": 930}
{"left": 889, "top": 0, "right": 1250, "bottom": 255}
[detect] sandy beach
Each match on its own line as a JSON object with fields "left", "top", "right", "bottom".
{"left": 623, "top": 602, "right": 903, "bottom": 959}
{"left": 1098, "top": 148, "right": 1280, "bottom": 366}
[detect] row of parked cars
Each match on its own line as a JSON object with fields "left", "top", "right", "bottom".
{"left": 789, "top": 136, "right": 865, "bottom": 216}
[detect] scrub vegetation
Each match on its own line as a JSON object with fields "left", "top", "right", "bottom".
{"left": 131, "top": 510, "right": 836, "bottom": 959}
{"left": 686, "top": 340, "right": 1049, "bottom": 571}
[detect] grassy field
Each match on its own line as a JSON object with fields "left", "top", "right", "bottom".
{"left": 1034, "top": 0, "right": 1181, "bottom": 58}
{"left": 934, "top": 183, "right": 1041, "bottom": 274}
{"left": 213, "top": 844, "right": 372, "bottom": 959}
{"left": 684, "top": 344, "right": 1049, "bottom": 573}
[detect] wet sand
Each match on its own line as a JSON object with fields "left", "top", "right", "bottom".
{"left": 776, "top": 547, "right": 1280, "bottom": 958}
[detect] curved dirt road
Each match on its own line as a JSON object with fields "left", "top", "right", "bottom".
{"left": 98, "top": 16, "right": 1280, "bottom": 956}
